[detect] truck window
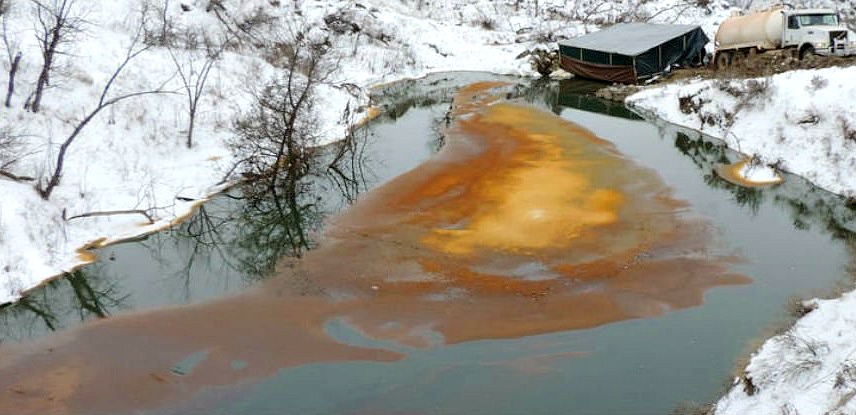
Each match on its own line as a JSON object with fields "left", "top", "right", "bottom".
{"left": 797, "top": 14, "right": 838, "bottom": 26}
{"left": 787, "top": 15, "right": 800, "bottom": 29}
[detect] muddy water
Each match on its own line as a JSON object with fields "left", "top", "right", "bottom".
{"left": 293, "top": 82, "right": 747, "bottom": 344}
{"left": 1, "top": 75, "right": 855, "bottom": 415}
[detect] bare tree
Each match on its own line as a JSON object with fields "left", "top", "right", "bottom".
{"left": 0, "top": 126, "right": 24, "bottom": 179}
{"left": 168, "top": 36, "right": 226, "bottom": 149}
{"left": 37, "top": 26, "right": 170, "bottom": 199}
{"left": 2, "top": 0, "right": 21, "bottom": 108}
{"left": 29, "top": 0, "right": 84, "bottom": 113}
{"left": 514, "top": 0, "right": 540, "bottom": 16}
{"left": 229, "top": 33, "right": 331, "bottom": 254}
{"left": 140, "top": 0, "right": 176, "bottom": 47}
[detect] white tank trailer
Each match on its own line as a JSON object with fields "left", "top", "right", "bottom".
{"left": 714, "top": 7, "right": 856, "bottom": 69}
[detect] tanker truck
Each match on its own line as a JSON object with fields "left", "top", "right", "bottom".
{"left": 713, "top": 7, "right": 856, "bottom": 69}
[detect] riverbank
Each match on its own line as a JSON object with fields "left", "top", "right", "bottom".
{"left": 0, "top": 79, "right": 760, "bottom": 415}
{"left": 2, "top": 0, "right": 732, "bottom": 305}
{"left": 627, "top": 63, "right": 856, "bottom": 414}
{"left": 0, "top": 0, "right": 590, "bottom": 304}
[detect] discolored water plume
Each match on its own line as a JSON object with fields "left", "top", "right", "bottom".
{"left": 0, "top": 82, "right": 748, "bottom": 415}
{"left": 290, "top": 81, "right": 748, "bottom": 342}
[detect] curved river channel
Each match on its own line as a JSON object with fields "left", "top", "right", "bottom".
{"left": 2, "top": 73, "right": 856, "bottom": 415}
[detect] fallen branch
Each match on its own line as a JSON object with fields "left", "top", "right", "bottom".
{"left": 67, "top": 209, "right": 155, "bottom": 224}
{"left": 0, "top": 170, "right": 35, "bottom": 182}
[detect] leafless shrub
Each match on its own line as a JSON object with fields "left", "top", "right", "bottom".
{"left": 780, "top": 402, "right": 799, "bottom": 415}
{"left": 679, "top": 93, "right": 703, "bottom": 115}
{"left": 694, "top": 0, "right": 712, "bottom": 9}
{"left": 676, "top": 91, "right": 725, "bottom": 128}
{"left": 643, "top": 0, "right": 700, "bottom": 23}
{"left": 785, "top": 295, "right": 817, "bottom": 318}
{"left": 839, "top": 116, "right": 856, "bottom": 142}
{"left": 0, "top": 126, "right": 21, "bottom": 172}
{"left": 741, "top": 374, "right": 757, "bottom": 396}
{"left": 778, "top": 328, "right": 827, "bottom": 380}
{"left": 713, "top": 79, "right": 742, "bottom": 98}
{"left": 527, "top": 47, "right": 558, "bottom": 77}
{"left": 714, "top": 78, "right": 770, "bottom": 101}
{"left": 833, "top": 361, "right": 856, "bottom": 389}
{"left": 809, "top": 75, "right": 828, "bottom": 91}
{"left": 838, "top": 6, "right": 855, "bottom": 32}
{"left": 324, "top": 9, "right": 361, "bottom": 35}
{"left": 744, "top": 78, "right": 769, "bottom": 96}
{"left": 140, "top": 0, "right": 177, "bottom": 47}
{"left": 475, "top": 16, "right": 495, "bottom": 30}
{"left": 207, "top": 1, "right": 275, "bottom": 48}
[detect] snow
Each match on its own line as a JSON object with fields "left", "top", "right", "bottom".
{"left": 628, "top": 66, "right": 856, "bottom": 197}
{"left": 738, "top": 162, "right": 781, "bottom": 184}
{"left": 1, "top": 0, "right": 743, "bottom": 305}
{"left": 626, "top": 44, "right": 856, "bottom": 415}
{"left": 716, "top": 292, "right": 856, "bottom": 415}
{"left": 717, "top": 159, "right": 784, "bottom": 187}
{"left": 3, "top": 0, "right": 856, "bottom": 411}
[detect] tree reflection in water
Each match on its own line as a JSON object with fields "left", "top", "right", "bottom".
{"left": 0, "top": 126, "right": 372, "bottom": 343}
{"left": 0, "top": 74, "right": 473, "bottom": 343}
{"left": 161, "top": 128, "right": 372, "bottom": 291}
{"left": 6, "top": 76, "right": 856, "bottom": 345}
{"left": 669, "top": 127, "right": 856, "bottom": 235}
{"left": 0, "top": 267, "right": 127, "bottom": 342}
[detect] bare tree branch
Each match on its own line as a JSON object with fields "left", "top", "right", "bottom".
{"left": 37, "top": 22, "right": 172, "bottom": 199}
{"left": 66, "top": 209, "right": 154, "bottom": 224}
{"left": 167, "top": 34, "right": 229, "bottom": 148}
{"left": 2, "top": 0, "right": 21, "bottom": 107}
{"left": 28, "top": 0, "right": 85, "bottom": 113}
{"left": 0, "top": 170, "right": 34, "bottom": 181}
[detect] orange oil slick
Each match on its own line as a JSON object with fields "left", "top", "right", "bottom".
{"left": 0, "top": 82, "right": 749, "bottom": 415}
{"left": 715, "top": 159, "right": 783, "bottom": 188}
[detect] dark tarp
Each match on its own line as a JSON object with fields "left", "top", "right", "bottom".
{"left": 558, "top": 23, "right": 709, "bottom": 83}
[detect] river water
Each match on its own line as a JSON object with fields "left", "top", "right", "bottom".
{"left": 1, "top": 73, "right": 855, "bottom": 415}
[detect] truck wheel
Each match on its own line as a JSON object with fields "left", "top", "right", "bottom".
{"left": 714, "top": 52, "right": 731, "bottom": 70}
{"left": 799, "top": 45, "right": 815, "bottom": 60}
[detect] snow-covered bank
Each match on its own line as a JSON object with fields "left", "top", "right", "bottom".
{"left": 715, "top": 291, "right": 856, "bottom": 415}
{"left": 0, "top": 0, "right": 734, "bottom": 304}
{"left": 628, "top": 66, "right": 856, "bottom": 197}
{"left": 628, "top": 64, "right": 856, "bottom": 414}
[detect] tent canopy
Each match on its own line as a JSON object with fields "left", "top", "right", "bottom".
{"left": 558, "top": 23, "right": 709, "bottom": 83}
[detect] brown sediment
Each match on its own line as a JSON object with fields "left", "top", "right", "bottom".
{"left": 0, "top": 81, "right": 749, "bottom": 415}
{"left": 716, "top": 159, "right": 784, "bottom": 188}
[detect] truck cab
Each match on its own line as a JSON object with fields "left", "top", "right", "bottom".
{"left": 782, "top": 9, "right": 856, "bottom": 58}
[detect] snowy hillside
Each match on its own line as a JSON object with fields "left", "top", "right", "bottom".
{"left": 628, "top": 66, "right": 856, "bottom": 197}
{"left": 0, "top": 0, "right": 738, "bottom": 304}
